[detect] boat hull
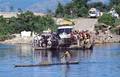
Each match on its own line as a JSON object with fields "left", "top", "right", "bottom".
{"left": 33, "top": 44, "right": 93, "bottom": 50}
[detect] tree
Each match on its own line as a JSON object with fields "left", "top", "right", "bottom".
{"left": 98, "top": 13, "right": 115, "bottom": 26}
{"left": 64, "top": 2, "right": 77, "bottom": 18}
{"left": 72, "top": 0, "right": 89, "bottom": 8}
{"left": 72, "top": 0, "right": 89, "bottom": 17}
{"left": 8, "top": 17, "right": 17, "bottom": 33}
{"left": 55, "top": 0, "right": 90, "bottom": 18}
{"left": 0, "top": 16, "right": 9, "bottom": 35}
{"left": 114, "top": 3, "right": 120, "bottom": 15}
{"left": 77, "top": 6, "right": 88, "bottom": 17}
{"left": 0, "top": 11, "right": 57, "bottom": 40}
{"left": 55, "top": 2, "right": 64, "bottom": 17}
{"left": 66, "top": 0, "right": 89, "bottom": 17}
{"left": 16, "top": 11, "right": 57, "bottom": 33}
{"left": 110, "top": 0, "right": 120, "bottom": 6}
{"left": 88, "top": 2, "right": 106, "bottom": 11}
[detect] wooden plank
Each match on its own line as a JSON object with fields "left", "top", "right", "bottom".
{"left": 34, "top": 46, "right": 51, "bottom": 50}
{"left": 15, "top": 62, "right": 79, "bottom": 67}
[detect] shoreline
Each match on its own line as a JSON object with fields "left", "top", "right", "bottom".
{"left": 0, "top": 35, "right": 119, "bottom": 45}
{"left": 0, "top": 37, "right": 33, "bottom": 45}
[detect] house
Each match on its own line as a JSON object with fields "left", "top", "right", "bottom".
{"left": 109, "top": 8, "right": 119, "bottom": 18}
{"left": 21, "top": 31, "right": 31, "bottom": 38}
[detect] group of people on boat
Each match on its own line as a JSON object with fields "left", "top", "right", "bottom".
{"left": 33, "top": 30, "right": 93, "bottom": 49}
{"left": 70, "top": 30, "right": 92, "bottom": 46}
{"left": 33, "top": 32, "right": 59, "bottom": 48}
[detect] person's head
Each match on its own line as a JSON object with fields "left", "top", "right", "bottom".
{"left": 65, "top": 51, "right": 69, "bottom": 54}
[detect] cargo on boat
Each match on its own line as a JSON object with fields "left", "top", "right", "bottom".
{"left": 32, "top": 25, "right": 94, "bottom": 50}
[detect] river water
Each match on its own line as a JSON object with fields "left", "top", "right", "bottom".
{"left": 0, "top": 43, "right": 120, "bottom": 77}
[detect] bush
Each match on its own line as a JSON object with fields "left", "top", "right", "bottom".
{"left": 11, "top": 11, "right": 57, "bottom": 33}
{"left": 115, "top": 4, "right": 120, "bottom": 15}
{"left": 0, "top": 11, "right": 58, "bottom": 41}
{"left": 98, "top": 13, "right": 115, "bottom": 26}
{"left": 114, "top": 19, "right": 120, "bottom": 26}
{"left": 77, "top": 6, "right": 88, "bottom": 17}
{"left": 55, "top": 0, "right": 89, "bottom": 18}
{"left": 0, "top": 35, "right": 15, "bottom": 41}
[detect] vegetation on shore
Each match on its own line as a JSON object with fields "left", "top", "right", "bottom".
{"left": 55, "top": 0, "right": 120, "bottom": 17}
{"left": 96, "top": 1, "right": 120, "bottom": 35}
{"left": 98, "top": 13, "right": 115, "bottom": 26}
{"left": 0, "top": 11, "right": 57, "bottom": 41}
{"left": 55, "top": 0, "right": 89, "bottom": 18}
{"left": 55, "top": 0, "right": 120, "bottom": 34}
{"left": 55, "top": 0, "right": 115, "bottom": 18}
{"left": 96, "top": 13, "right": 120, "bottom": 34}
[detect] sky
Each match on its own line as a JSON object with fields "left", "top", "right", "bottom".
{"left": 0, "top": 0, "right": 110, "bottom": 12}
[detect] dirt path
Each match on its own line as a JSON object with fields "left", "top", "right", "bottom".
{"left": 74, "top": 18, "right": 98, "bottom": 32}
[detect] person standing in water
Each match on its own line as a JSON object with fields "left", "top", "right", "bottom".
{"left": 61, "top": 51, "right": 71, "bottom": 64}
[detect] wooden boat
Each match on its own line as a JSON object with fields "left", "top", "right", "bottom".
{"left": 33, "top": 27, "right": 94, "bottom": 50}
{"left": 33, "top": 43, "right": 93, "bottom": 50}
{"left": 33, "top": 46, "right": 51, "bottom": 50}
{"left": 15, "top": 61, "right": 79, "bottom": 67}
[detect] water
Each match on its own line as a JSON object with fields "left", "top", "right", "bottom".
{"left": 0, "top": 43, "right": 120, "bottom": 77}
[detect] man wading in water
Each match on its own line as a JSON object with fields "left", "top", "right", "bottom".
{"left": 61, "top": 51, "right": 71, "bottom": 65}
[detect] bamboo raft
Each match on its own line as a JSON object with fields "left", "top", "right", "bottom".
{"left": 15, "top": 62, "right": 79, "bottom": 67}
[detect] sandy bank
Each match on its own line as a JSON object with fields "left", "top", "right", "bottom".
{"left": 0, "top": 37, "right": 33, "bottom": 45}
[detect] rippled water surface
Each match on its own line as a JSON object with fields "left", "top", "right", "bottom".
{"left": 0, "top": 43, "right": 120, "bottom": 77}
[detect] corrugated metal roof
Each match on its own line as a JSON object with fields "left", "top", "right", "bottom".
{"left": 56, "top": 18, "right": 74, "bottom": 25}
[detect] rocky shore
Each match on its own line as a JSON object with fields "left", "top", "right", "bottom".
{"left": 0, "top": 36, "right": 33, "bottom": 45}
{"left": 0, "top": 32, "right": 120, "bottom": 45}
{"left": 95, "top": 34, "right": 120, "bottom": 44}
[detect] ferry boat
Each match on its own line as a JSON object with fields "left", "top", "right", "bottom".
{"left": 33, "top": 26, "right": 94, "bottom": 50}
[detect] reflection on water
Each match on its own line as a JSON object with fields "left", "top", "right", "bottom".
{"left": 0, "top": 43, "right": 120, "bottom": 77}
{"left": 33, "top": 49, "right": 93, "bottom": 65}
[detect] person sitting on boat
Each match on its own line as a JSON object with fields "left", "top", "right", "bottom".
{"left": 70, "top": 32, "right": 76, "bottom": 43}
{"left": 41, "top": 35, "right": 48, "bottom": 47}
{"left": 47, "top": 36, "right": 52, "bottom": 46}
{"left": 33, "top": 35, "right": 42, "bottom": 47}
{"left": 32, "top": 36, "right": 38, "bottom": 47}
{"left": 37, "top": 35, "right": 43, "bottom": 47}
{"left": 50, "top": 34, "right": 59, "bottom": 47}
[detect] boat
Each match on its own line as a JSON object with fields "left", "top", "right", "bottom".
{"left": 33, "top": 26, "right": 94, "bottom": 50}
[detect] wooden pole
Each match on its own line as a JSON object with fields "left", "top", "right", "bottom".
{"left": 15, "top": 62, "right": 79, "bottom": 67}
